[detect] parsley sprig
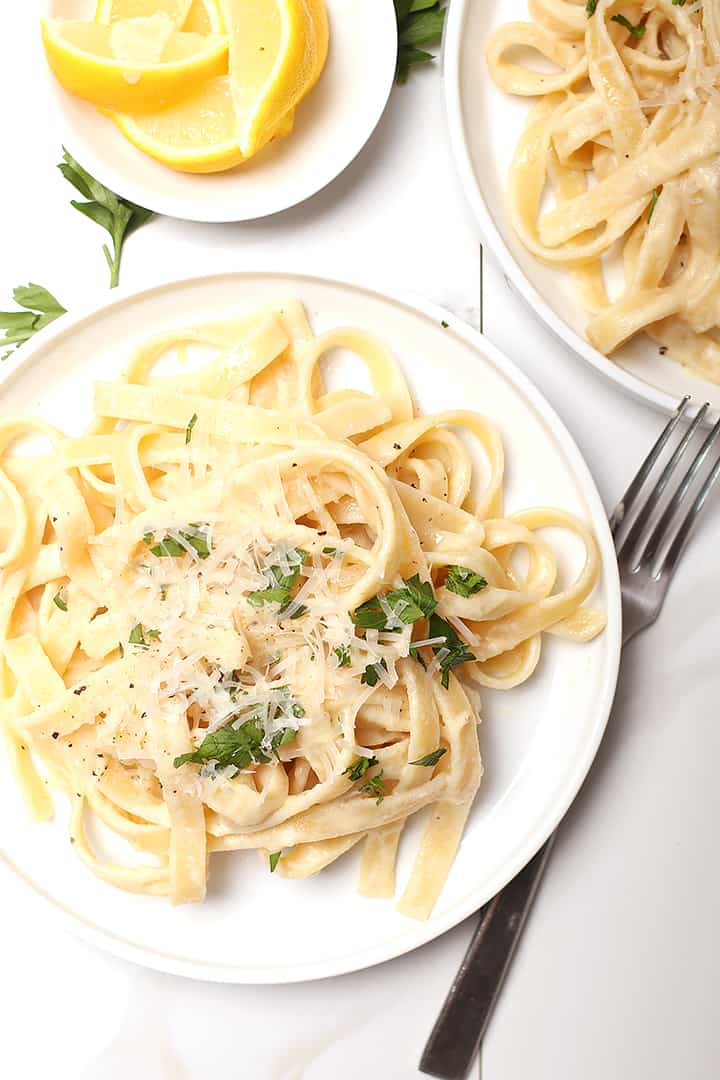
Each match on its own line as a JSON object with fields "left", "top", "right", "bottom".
{"left": 0, "top": 284, "right": 66, "bottom": 360}
{"left": 353, "top": 574, "right": 437, "bottom": 631}
{"left": 344, "top": 755, "right": 378, "bottom": 782}
{"left": 410, "top": 747, "right": 447, "bottom": 767}
{"left": 444, "top": 566, "right": 488, "bottom": 598}
{"left": 361, "top": 658, "right": 388, "bottom": 687}
{"left": 394, "top": 0, "right": 447, "bottom": 84}
{"left": 360, "top": 770, "right": 386, "bottom": 805}
{"left": 58, "top": 147, "right": 154, "bottom": 289}
{"left": 610, "top": 13, "right": 646, "bottom": 37}
{"left": 174, "top": 714, "right": 297, "bottom": 771}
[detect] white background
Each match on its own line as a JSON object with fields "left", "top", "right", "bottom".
{"left": 1, "top": 9, "right": 719, "bottom": 1079}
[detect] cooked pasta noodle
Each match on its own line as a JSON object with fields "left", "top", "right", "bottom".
{"left": 0, "top": 300, "right": 605, "bottom": 917}
{"left": 487, "top": 0, "right": 720, "bottom": 382}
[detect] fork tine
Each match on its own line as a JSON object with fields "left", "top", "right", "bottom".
{"left": 659, "top": 440, "right": 720, "bottom": 579}
{"left": 609, "top": 396, "right": 690, "bottom": 540}
{"left": 640, "top": 413, "right": 720, "bottom": 569}
{"left": 615, "top": 400, "right": 709, "bottom": 559}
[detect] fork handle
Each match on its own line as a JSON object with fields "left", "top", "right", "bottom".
{"left": 419, "top": 835, "right": 556, "bottom": 1080}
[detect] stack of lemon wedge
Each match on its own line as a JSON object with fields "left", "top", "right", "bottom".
{"left": 41, "top": 0, "right": 329, "bottom": 173}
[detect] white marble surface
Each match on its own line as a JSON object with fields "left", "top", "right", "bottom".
{"left": 2, "top": 10, "right": 719, "bottom": 1079}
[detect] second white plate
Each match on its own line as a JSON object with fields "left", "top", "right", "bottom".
{"left": 43, "top": 0, "right": 397, "bottom": 222}
{"left": 0, "top": 271, "right": 621, "bottom": 983}
{"left": 443, "top": 0, "right": 720, "bottom": 416}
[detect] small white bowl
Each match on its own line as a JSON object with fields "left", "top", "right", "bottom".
{"left": 43, "top": 0, "right": 397, "bottom": 222}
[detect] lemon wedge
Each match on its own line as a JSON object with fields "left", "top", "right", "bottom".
{"left": 109, "top": 76, "right": 294, "bottom": 173}
{"left": 41, "top": 14, "right": 228, "bottom": 112}
{"left": 218, "top": 0, "right": 328, "bottom": 158}
{"left": 94, "top": 0, "right": 223, "bottom": 33}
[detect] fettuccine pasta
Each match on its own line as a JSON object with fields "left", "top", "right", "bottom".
{"left": 487, "top": 0, "right": 720, "bottom": 382}
{"left": 0, "top": 300, "right": 605, "bottom": 917}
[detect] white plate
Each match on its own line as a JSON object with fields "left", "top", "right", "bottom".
{"left": 43, "top": 0, "right": 396, "bottom": 222}
{"left": 443, "top": 0, "right": 720, "bottom": 416}
{"left": 0, "top": 272, "right": 621, "bottom": 983}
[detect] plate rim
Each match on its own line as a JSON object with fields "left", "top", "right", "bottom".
{"left": 0, "top": 269, "right": 622, "bottom": 983}
{"left": 41, "top": 0, "right": 398, "bottom": 224}
{"left": 442, "top": 0, "right": 694, "bottom": 420}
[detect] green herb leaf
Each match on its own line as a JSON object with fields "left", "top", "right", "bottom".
{"left": 610, "top": 13, "right": 646, "bottom": 36}
{"left": 0, "top": 284, "right": 66, "bottom": 359}
{"left": 248, "top": 548, "right": 308, "bottom": 614}
{"left": 322, "top": 546, "right": 338, "bottom": 556}
{"left": 58, "top": 147, "right": 154, "bottom": 289}
{"left": 586, "top": 0, "right": 598, "bottom": 15}
{"left": 353, "top": 575, "right": 437, "bottom": 631}
{"left": 360, "top": 769, "right": 386, "bottom": 805}
{"left": 174, "top": 715, "right": 269, "bottom": 770}
{"left": 145, "top": 525, "right": 211, "bottom": 560}
{"left": 394, "top": 1, "right": 446, "bottom": 83}
{"left": 429, "top": 613, "right": 475, "bottom": 689}
{"left": 53, "top": 590, "right": 68, "bottom": 612}
{"left": 360, "top": 658, "right": 388, "bottom": 686}
{"left": 129, "top": 623, "right": 149, "bottom": 647}
{"left": 409, "top": 747, "right": 447, "bottom": 767}
{"left": 344, "top": 755, "right": 378, "bottom": 782}
{"left": 269, "top": 852, "right": 281, "bottom": 873}
{"left": 648, "top": 188, "right": 660, "bottom": 222}
{"left": 334, "top": 644, "right": 352, "bottom": 667}
{"left": 444, "top": 565, "right": 488, "bottom": 598}
{"left": 185, "top": 412, "right": 198, "bottom": 445}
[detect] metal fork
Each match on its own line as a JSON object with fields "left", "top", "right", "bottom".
{"left": 420, "top": 397, "right": 720, "bottom": 1080}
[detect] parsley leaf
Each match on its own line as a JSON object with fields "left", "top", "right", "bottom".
{"left": 269, "top": 852, "right": 281, "bottom": 873}
{"left": 409, "top": 747, "right": 447, "bottom": 767}
{"left": 53, "top": 590, "right": 68, "bottom": 612}
{"left": 322, "top": 546, "right": 338, "bottom": 556}
{"left": 444, "top": 566, "right": 488, "bottom": 598}
{"left": 429, "top": 613, "right": 475, "bottom": 689}
{"left": 648, "top": 189, "right": 660, "bottom": 222}
{"left": 353, "top": 575, "right": 437, "bottom": 631}
{"left": 344, "top": 755, "right": 378, "bottom": 782}
{"left": 174, "top": 713, "right": 296, "bottom": 771}
{"left": 360, "top": 770, "right": 386, "bottom": 805}
{"left": 185, "top": 412, "right": 198, "bottom": 445}
{"left": 0, "top": 284, "right": 66, "bottom": 359}
{"left": 248, "top": 548, "right": 308, "bottom": 616}
{"left": 610, "top": 13, "right": 646, "bottom": 36}
{"left": 334, "top": 644, "right": 352, "bottom": 667}
{"left": 394, "top": 1, "right": 447, "bottom": 84}
{"left": 58, "top": 147, "right": 154, "bottom": 289}
{"left": 144, "top": 525, "right": 211, "bottom": 560}
{"left": 361, "top": 658, "right": 388, "bottom": 686}
{"left": 128, "top": 623, "right": 158, "bottom": 648}
{"left": 586, "top": 0, "right": 598, "bottom": 15}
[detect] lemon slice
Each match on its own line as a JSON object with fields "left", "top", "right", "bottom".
{"left": 41, "top": 15, "right": 228, "bottom": 112}
{"left": 94, "top": 0, "right": 223, "bottom": 33}
{"left": 218, "top": 0, "right": 328, "bottom": 158}
{"left": 94, "top": 0, "right": 193, "bottom": 22}
{"left": 109, "top": 76, "right": 294, "bottom": 173}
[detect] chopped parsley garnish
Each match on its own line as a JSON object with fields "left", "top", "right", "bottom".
{"left": 648, "top": 189, "right": 660, "bottom": 222}
{"left": 185, "top": 412, "right": 198, "bottom": 445}
{"left": 610, "top": 13, "right": 645, "bottom": 36}
{"left": 334, "top": 644, "right": 352, "bottom": 667}
{"left": 291, "top": 703, "right": 305, "bottom": 718}
{"left": 143, "top": 524, "right": 211, "bottom": 560}
{"left": 429, "top": 613, "right": 476, "bottom": 689}
{"left": 128, "top": 623, "right": 158, "bottom": 648}
{"left": 269, "top": 852, "right": 281, "bottom": 873}
{"left": 344, "top": 755, "right": 378, "bottom": 782}
{"left": 248, "top": 547, "right": 308, "bottom": 617}
{"left": 360, "top": 770, "right": 386, "bottom": 805}
{"left": 352, "top": 574, "right": 437, "bottom": 631}
{"left": 174, "top": 713, "right": 297, "bottom": 770}
{"left": 410, "top": 747, "right": 447, "bottom": 767}
{"left": 586, "top": 0, "right": 597, "bottom": 14}
{"left": 361, "top": 658, "right": 388, "bottom": 686}
{"left": 322, "top": 546, "right": 338, "bottom": 556}
{"left": 445, "top": 566, "right": 488, "bottom": 598}
{"left": 53, "top": 590, "right": 68, "bottom": 612}
{"left": 441, "top": 320, "right": 449, "bottom": 328}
